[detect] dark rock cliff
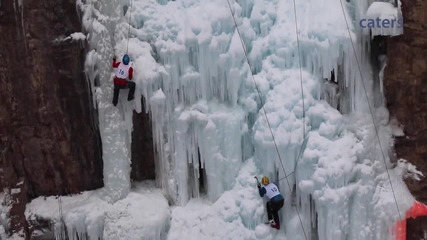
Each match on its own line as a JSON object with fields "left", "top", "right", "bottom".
{"left": 384, "top": 0, "right": 427, "bottom": 238}
{"left": 0, "top": 0, "right": 103, "bottom": 237}
{"left": 131, "top": 98, "right": 155, "bottom": 181}
{"left": 385, "top": 0, "right": 427, "bottom": 204}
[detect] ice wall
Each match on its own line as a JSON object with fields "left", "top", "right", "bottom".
{"left": 129, "top": 0, "right": 413, "bottom": 239}
{"left": 248, "top": 0, "right": 411, "bottom": 240}
{"left": 79, "top": 0, "right": 253, "bottom": 206}
{"left": 128, "top": 0, "right": 362, "bottom": 206}
{"left": 68, "top": 0, "right": 415, "bottom": 239}
{"left": 77, "top": 0, "right": 133, "bottom": 202}
{"left": 125, "top": 0, "right": 257, "bottom": 205}
{"left": 25, "top": 186, "right": 170, "bottom": 240}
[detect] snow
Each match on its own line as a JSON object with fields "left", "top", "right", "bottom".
{"left": 6, "top": 230, "right": 25, "bottom": 240}
{"left": 389, "top": 118, "right": 404, "bottom": 137}
{"left": 10, "top": 189, "right": 20, "bottom": 195}
{"left": 53, "top": 32, "right": 87, "bottom": 44}
{"left": 0, "top": 191, "right": 16, "bottom": 239}
{"left": 0, "top": 227, "right": 6, "bottom": 240}
{"left": 365, "top": 1, "right": 403, "bottom": 37}
{"left": 67, "top": 32, "right": 87, "bottom": 41}
{"left": 0, "top": 192, "right": 8, "bottom": 239}
{"left": 396, "top": 159, "right": 424, "bottom": 181}
{"left": 22, "top": 0, "right": 419, "bottom": 239}
{"left": 25, "top": 183, "right": 170, "bottom": 240}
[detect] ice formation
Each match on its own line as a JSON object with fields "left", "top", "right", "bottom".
{"left": 365, "top": 1, "right": 403, "bottom": 37}
{"left": 20, "top": 0, "right": 418, "bottom": 239}
{"left": 25, "top": 184, "right": 170, "bottom": 240}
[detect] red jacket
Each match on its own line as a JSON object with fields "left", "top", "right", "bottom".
{"left": 113, "top": 58, "right": 134, "bottom": 86}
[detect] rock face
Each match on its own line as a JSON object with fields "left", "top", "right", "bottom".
{"left": 131, "top": 99, "right": 155, "bottom": 181}
{"left": 407, "top": 216, "right": 427, "bottom": 240}
{"left": 384, "top": 0, "right": 427, "bottom": 203}
{"left": 0, "top": 0, "right": 103, "bottom": 236}
{"left": 6, "top": 179, "right": 29, "bottom": 238}
{"left": 384, "top": 0, "right": 427, "bottom": 237}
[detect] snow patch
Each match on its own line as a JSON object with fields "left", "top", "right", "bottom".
{"left": 67, "top": 32, "right": 87, "bottom": 41}
{"left": 25, "top": 184, "right": 170, "bottom": 240}
{"left": 396, "top": 159, "right": 424, "bottom": 181}
{"left": 365, "top": 1, "right": 403, "bottom": 37}
{"left": 389, "top": 118, "right": 404, "bottom": 137}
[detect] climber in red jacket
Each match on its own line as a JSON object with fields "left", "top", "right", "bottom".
{"left": 112, "top": 54, "right": 135, "bottom": 106}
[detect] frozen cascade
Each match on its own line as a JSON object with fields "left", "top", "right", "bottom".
{"left": 23, "top": 0, "right": 419, "bottom": 239}
{"left": 250, "top": 0, "right": 411, "bottom": 240}
{"left": 25, "top": 185, "right": 170, "bottom": 240}
{"left": 131, "top": 0, "right": 255, "bottom": 204}
{"left": 78, "top": 0, "right": 133, "bottom": 202}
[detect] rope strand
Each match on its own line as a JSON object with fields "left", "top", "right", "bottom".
{"left": 126, "top": 0, "right": 133, "bottom": 54}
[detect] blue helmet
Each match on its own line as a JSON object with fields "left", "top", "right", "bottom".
{"left": 122, "top": 54, "right": 130, "bottom": 65}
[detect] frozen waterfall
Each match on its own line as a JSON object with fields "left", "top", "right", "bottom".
{"left": 23, "top": 0, "right": 420, "bottom": 239}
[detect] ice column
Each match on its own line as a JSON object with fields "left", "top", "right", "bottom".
{"left": 78, "top": 0, "right": 132, "bottom": 202}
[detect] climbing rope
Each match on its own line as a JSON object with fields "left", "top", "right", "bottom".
{"left": 226, "top": 1, "right": 308, "bottom": 239}
{"left": 293, "top": 2, "right": 306, "bottom": 139}
{"left": 338, "top": 0, "right": 402, "bottom": 219}
{"left": 126, "top": 0, "right": 133, "bottom": 53}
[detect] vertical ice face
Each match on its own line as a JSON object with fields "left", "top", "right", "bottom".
{"left": 77, "top": 0, "right": 255, "bottom": 205}
{"left": 78, "top": 0, "right": 133, "bottom": 202}
{"left": 248, "top": 0, "right": 411, "bottom": 239}
{"left": 124, "top": 0, "right": 259, "bottom": 205}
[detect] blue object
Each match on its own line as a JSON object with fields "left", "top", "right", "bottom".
{"left": 259, "top": 187, "right": 267, "bottom": 197}
{"left": 122, "top": 54, "right": 130, "bottom": 65}
{"left": 271, "top": 194, "right": 284, "bottom": 202}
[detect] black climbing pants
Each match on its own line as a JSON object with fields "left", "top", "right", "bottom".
{"left": 267, "top": 199, "right": 284, "bottom": 225}
{"left": 112, "top": 81, "right": 135, "bottom": 106}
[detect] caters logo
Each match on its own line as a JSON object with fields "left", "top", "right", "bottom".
{"left": 359, "top": 17, "right": 403, "bottom": 29}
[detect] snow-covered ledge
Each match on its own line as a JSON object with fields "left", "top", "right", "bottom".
{"left": 25, "top": 184, "right": 170, "bottom": 240}
{"left": 364, "top": 1, "right": 403, "bottom": 37}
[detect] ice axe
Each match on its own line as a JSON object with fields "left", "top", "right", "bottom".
{"left": 254, "top": 176, "right": 261, "bottom": 188}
